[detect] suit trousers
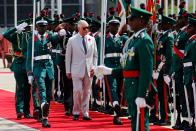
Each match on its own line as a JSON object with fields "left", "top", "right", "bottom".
{"left": 72, "top": 71, "right": 92, "bottom": 117}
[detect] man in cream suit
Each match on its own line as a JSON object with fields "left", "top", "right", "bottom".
{"left": 66, "top": 20, "right": 98, "bottom": 121}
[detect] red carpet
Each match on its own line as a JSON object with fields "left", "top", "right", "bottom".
{"left": 0, "top": 89, "right": 175, "bottom": 131}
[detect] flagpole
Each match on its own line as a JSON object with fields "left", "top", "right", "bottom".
{"left": 100, "top": 0, "right": 107, "bottom": 108}
{"left": 14, "top": 0, "right": 17, "bottom": 27}
{"left": 31, "top": 0, "right": 36, "bottom": 72}
{"left": 194, "top": 0, "right": 196, "bottom": 13}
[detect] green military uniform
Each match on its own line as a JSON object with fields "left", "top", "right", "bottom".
{"left": 112, "top": 7, "right": 153, "bottom": 130}
{"left": 26, "top": 20, "right": 59, "bottom": 122}
{"left": 104, "top": 23, "right": 123, "bottom": 106}
{"left": 173, "top": 27, "right": 189, "bottom": 115}
{"left": 182, "top": 17, "right": 196, "bottom": 122}
{"left": 3, "top": 23, "right": 32, "bottom": 118}
{"left": 155, "top": 16, "right": 176, "bottom": 125}
{"left": 88, "top": 18, "right": 101, "bottom": 109}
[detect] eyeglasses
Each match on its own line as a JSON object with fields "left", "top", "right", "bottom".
{"left": 82, "top": 26, "right": 89, "bottom": 30}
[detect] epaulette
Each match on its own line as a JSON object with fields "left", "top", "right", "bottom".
{"left": 189, "top": 34, "right": 196, "bottom": 41}
{"left": 139, "top": 32, "right": 145, "bottom": 38}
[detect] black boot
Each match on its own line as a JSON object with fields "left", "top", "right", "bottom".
{"left": 113, "top": 116, "right": 123, "bottom": 125}
{"left": 42, "top": 119, "right": 51, "bottom": 128}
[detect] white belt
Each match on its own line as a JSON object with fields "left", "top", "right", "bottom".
{"left": 183, "top": 62, "right": 192, "bottom": 67}
{"left": 179, "top": 50, "right": 184, "bottom": 53}
{"left": 34, "top": 54, "right": 51, "bottom": 60}
{"left": 52, "top": 49, "right": 61, "bottom": 53}
{"left": 105, "top": 53, "right": 122, "bottom": 58}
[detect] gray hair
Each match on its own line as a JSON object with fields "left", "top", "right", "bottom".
{"left": 77, "top": 20, "right": 89, "bottom": 29}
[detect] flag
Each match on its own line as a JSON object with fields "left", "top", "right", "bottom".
{"left": 147, "top": 0, "right": 156, "bottom": 24}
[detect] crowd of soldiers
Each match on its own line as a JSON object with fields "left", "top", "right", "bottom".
{"left": 0, "top": 1, "right": 196, "bottom": 130}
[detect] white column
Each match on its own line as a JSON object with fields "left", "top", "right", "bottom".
{"left": 37, "top": 2, "right": 40, "bottom": 17}
{"left": 177, "top": 0, "right": 180, "bottom": 14}
{"left": 51, "top": 0, "right": 55, "bottom": 19}
{"left": 14, "top": 0, "right": 17, "bottom": 27}
{"left": 171, "top": 0, "right": 174, "bottom": 15}
{"left": 41, "top": 0, "right": 45, "bottom": 10}
{"left": 57, "top": 0, "right": 62, "bottom": 15}
{"left": 185, "top": 0, "right": 188, "bottom": 11}
{"left": 165, "top": 0, "right": 168, "bottom": 16}
{"left": 81, "top": 0, "right": 85, "bottom": 18}
{"left": 193, "top": 0, "right": 196, "bottom": 13}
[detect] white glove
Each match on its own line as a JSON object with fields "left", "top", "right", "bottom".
{"left": 59, "top": 29, "right": 66, "bottom": 36}
{"left": 94, "top": 66, "right": 104, "bottom": 80}
{"left": 157, "top": 61, "right": 165, "bottom": 72}
{"left": 163, "top": 75, "right": 171, "bottom": 85}
{"left": 16, "top": 22, "right": 28, "bottom": 33}
{"left": 153, "top": 70, "right": 159, "bottom": 80}
{"left": 96, "top": 65, "right": 112, "bottom": 75}
{"left": 28, "top": 75, "right": 34, "bottom": 84}
{"left": 135, "top": 97, "right": 146, "bottom": 108}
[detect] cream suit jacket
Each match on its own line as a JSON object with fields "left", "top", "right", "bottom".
{"left": 66, "top": 33, "right": 98, "bottom": 78}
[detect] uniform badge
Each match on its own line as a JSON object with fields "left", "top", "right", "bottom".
{"left": 128, "top": 47, "right": 135, "bottom": 60}
{"left": 47, "top": 42, "right": 52, "bottom": 50}
{"left": 158, "top": 42, "right": 163, "bottom": 50}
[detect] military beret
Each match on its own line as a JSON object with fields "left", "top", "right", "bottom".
{"left": 107, "top": 16, "right": 121, "bottom": 24}
{"left": 127, "top": 7, "right": 152, "bottom": 19}
{"left": 188, "top": 17, "right": 196, "bottom": 26}
{"left": 161, "top": 15, "right": 176, "bottom": 25}
{"left": 87, "top": 18, "right": 101, "bottom": 28}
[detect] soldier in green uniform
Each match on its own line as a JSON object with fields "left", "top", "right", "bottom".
{"left": 154, "top": 15, "right": 176, "bottom": 126}
{"left": 88, "top": 18, "right": 101, "bottom": 110}
{"left": 96, "top": 7, "right": 153, "bottom": 131}
{"left": 181, "top": 17, "right": 196, "bottom": 130}
{"left": 104, "top": 16, "right": 123, "bottom": 125}
{"left": 172, "top": 11, "right": 189, "bottom": 129}
{"left": 3, "top": 21, "right": 33, "bottom": 119}
{"left": 26, "top": 19, "right": 66, "bottom": 127}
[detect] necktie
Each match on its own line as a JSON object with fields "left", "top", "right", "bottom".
{"left": 82, "top": 37, "right": 87, "bottom": 54}
{"left": 40, "top": 35, "right": 44, "bottom": 43}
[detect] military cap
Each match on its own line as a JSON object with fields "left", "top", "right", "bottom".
{"left": 188, "top": 17, "right": 196, "bottom": 26}
{"left": 161, "top": 15, "right": 176, "bottom": 25}
{"left": 87, "top": 18, "right": 101, "bottom": 28}
{"left": 107, "top": 16, "right": 121, "bottom": 24}
{"left": 63, "top": 17, "right": 78, "bottom": 24}
{"left": 127, "top": 7, "right": 152, "bottom": 19}
{"left": 36, "top": 18, "right": 48, "bottom": 25}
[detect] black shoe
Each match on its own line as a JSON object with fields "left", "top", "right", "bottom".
{"left": 181, "top": 120, "right": 191, "bottom": 130}
{"left": 17, "top": 112, "right": 24, "bottom": 119}
{"left": 42, "top": 119, "right": 51, "bottom": 128}
{"left": 154, "top": 119, "right": 171, "bottom": 126}
{"left": 172, "top": 118, "right": 182, "bottom": 130}
{"left": 113, "top": 116, "right": 123, "bottom": 125}
{"left": 73, "top": 115, "right": 79, "bottom": 121}
{"left": 24, "top": 114, "right": 33, "bottom": 119}
{"left": 149, "top": 116, "right": 159, "bottom": 123}
{"left": 83, "top": 116, "right": 92, "bottom": 121}
{"left": 65, "top": 109, "right": 72, "bottom": 116}
{"left": 91, "top": 102, "right": 99, "bottom": 111}
{"left": 42, "top": 103, "right": 49, "bottom": 117}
